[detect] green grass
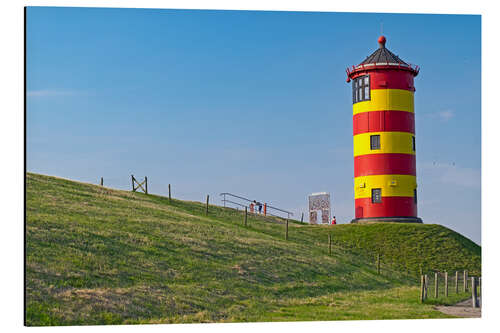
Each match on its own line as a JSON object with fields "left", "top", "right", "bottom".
{"left": 26, "top": 173, "right": 481, "bottom": 325}
{"left": 326, "top": 223, "right": 481, "bottom": 277}
{"left": 422, "top": 292, "right": 472, "bottom": 306}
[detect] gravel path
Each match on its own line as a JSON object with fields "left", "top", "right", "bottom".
{"left": 435, "top": 298, "right": 481, "bottom": 318}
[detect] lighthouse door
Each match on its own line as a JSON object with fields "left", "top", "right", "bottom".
{"left": 356, "top": 206, "right": 363, "bottom": 218}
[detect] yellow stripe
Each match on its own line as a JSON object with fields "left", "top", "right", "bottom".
{"left": 353, "top": 131, "right": 415, "bottom": 157}
{"left": 354, "top": 174, "right": 417, "bottom": 199}
{"left": 353, "top": 89, "right": 414, "bottom": 115}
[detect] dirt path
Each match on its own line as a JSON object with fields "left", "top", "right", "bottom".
{"left": 435, "top": 298, "right": 481, "bottom": 318}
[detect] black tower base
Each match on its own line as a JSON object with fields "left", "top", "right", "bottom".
{"left": 350, "top": 216, "right": 423, "bottom": 224}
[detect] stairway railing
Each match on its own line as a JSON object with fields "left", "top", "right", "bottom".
{"left": 220, "top": 192, "right": 293, "bottom": 218}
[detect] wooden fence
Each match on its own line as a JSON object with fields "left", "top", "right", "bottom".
{"left": 420, "top": 270, "right": 481, "bottom": 308}
{"left": 131, "top": 175, "right": 148, "bottom": 194}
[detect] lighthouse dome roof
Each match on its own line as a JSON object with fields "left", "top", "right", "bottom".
{"left": 346, "top": 36, "right": 419, "bottom": 81}
{"left": 359, "top": 36, "right": 408, "bottom": 66}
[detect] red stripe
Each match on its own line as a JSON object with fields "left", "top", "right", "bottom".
{"left": 355, "top": 196, "right": 417, "bottom": 218}
{"left": 353, "top": 110, "right": 415, "bottom": 135}
{"left": 352, "top": 70, "right": 415, "bottom": 91}
{"left": 354, "top": 154, "right": 416, "bottom": 177}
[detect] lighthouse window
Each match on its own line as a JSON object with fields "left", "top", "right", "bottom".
{"left": 412, "top": 136, "right": 416, "bottom": 151}
{"left": 414, "top": 189, "right": 417, "bottom": 203}
{"left": 372, "top": 188, "right": 382, "bottom": 203}
{"left": 370, "top": 134, "right": 380, "bottom": 150}
{"left": 352, "top": 75, "right": 370, "bottom": 103}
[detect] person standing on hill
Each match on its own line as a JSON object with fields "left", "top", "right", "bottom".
{"left": 331, "top": 216, "right": 337, "bottom": 225}
{"left": 257, "top": 201, "right": 262, "bottom": 214}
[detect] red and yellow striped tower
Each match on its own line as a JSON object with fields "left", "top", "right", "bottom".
{"left": 346, "top": 36, "right": 422, "bottom": 223}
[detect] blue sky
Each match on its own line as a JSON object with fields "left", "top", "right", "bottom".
{"left": 26, "top": 7, "right": 481, "bottom": 244}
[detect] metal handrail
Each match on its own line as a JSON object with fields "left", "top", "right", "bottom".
{"left": 222, "top": 199, "right": 248, "bottom": 209}
{"left": 220, "top": 192, "right": 293, "bottom": 217}
{"left": 220, "top": 199, "right": 284, "bottom": 220}
{"left": 220, "top": 192, "right": 253, "bottom": 203}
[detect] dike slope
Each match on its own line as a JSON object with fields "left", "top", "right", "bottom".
{"left": 26, "top": 173, "right": 480, "bottom": 325}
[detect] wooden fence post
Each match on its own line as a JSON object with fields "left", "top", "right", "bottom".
{"left": 478, "top": 277, "right": 481, "bottom": 308}
{"left": 328, "top": 234, "right": 332, "bottom": 255}
{"left": 145, "top": 176, "right": 148, "bottom": 194}
{"left": 435, "top": 272, "right": 439, "bottom": 298}
{"left": 471, "top": 277, "right": 478, "bottom": 308}
{"left": 455, "top": 271, "right": 459, "bottom": 293}
{"left": 131, "top": 175, "right": 135, "bottom": 191}
{"left": 244, "top": 207, "right": 247, "bottom": 227}
{"left": 424, "top": 275, "right": 428, "bottom": 299}
{"left": 445, "top": 271, "right": 448, "bottom": 297}
{"left": 168, "top": 184, "right": 171, "bottom": 202}
{"left": 377, "top": 253, "right": 380, "bottom": 274}
{"left": 100, "top": 177, "right": 103, "bottom": 186}
{"left": 420, "top": 275, "right": 425, "bottom": 302}
{"left": 464, "top": 270, "right": 468, "bottom": 292}
{"left": 285, "top": 219, "right": 289, "bottom": 240}
{"left": 206, "top": 195, "right": 209, "bottom": 215}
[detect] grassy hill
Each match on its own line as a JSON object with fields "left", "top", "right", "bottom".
{"left": 26, "top": 173, "right": 481, "bottom": 325}
{"left": 328, "top": 223, "right": 481, "bottom": 277}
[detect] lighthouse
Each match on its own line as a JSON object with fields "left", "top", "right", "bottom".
{"left": 346, "top": 36, "right": 422, "bottom": 223}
